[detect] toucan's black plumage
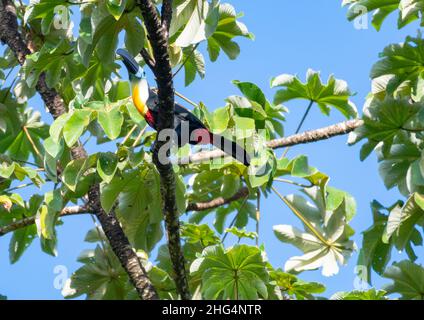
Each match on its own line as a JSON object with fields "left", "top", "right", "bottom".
{"left": 117, "top": 49, "right": 250, "bottom": 166}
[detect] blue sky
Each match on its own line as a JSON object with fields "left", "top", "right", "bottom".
{"left": 0, "top": 1, "right": 421, "bottom": 299}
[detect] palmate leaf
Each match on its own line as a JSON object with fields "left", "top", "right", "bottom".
{"left": 206, "top": 3, "right": 254, "bottom": 61}
{"left": 22, "top": 40, "right": 82, "bottom": 89}
{"left": 183, "top": 47, "right": 205, "bottom": 86}
{"left": 357, "top": 200, "right": 394, "bottom": 279}
{"left": 169, "top": 1, "right": 252, "bottom": 61}
{"left": 370, "top": 35, "right": 424, "bottom": 97}
{"left": 348, "top": 97, "right": 422, "bottom": 160}
{"left": 0, "top": 105, "right": 49, "bottom": 163}
{"left": 78, "top": 4, "right": 146, "bottom": 67}
{"left": 106, "top": 0, "right": 128, "bottom": 20}
{"left": 343, "top": 0, "right": 424, "bottom": 30}
{"left": 181, "top": 223, "right": 221, "bottom": 246}
{"left": 224, "top": 227, "right": 257, "bottom": 241}
{"left": 0, "top": 161, "right": 45, "bottom": 189}
{"left": 64, "top": 227, "right": 174, "bottom": 300}
{"left": 269, "top": 269, "right": 325, "bottom": 300}
{"left": 24, "top": 0, "right": 72, "bottom": 35}
{"left": 331, "top": 288, "right": 388, "bottom": 300}
{"left": 171, "top": 0, "right": 220, "bottom": 48}
{"left": 0, "top": 194, "right": 43, "bottom": 263}
{"left": 229, "top": 80, "right": 287, "bottom": 139}
{"left": 101, "top": 167, "right": 163, "bottom": 252}
{"left": 271, "top": 69, "right": 358, "bottom": 119}
{"left": 273, "top": 183, "right": 357, "bottom": 277}
{"left": 384, "top": 193, "right": 424, "bottom": 255}
{"left": 63, "top": 241, "right": 134, "bottom": 300}
{"left": 190, "top": 245, "right": 269, "bottom": 299}
{"left": 383, "top": 260, "right": 424, "bottom": 299}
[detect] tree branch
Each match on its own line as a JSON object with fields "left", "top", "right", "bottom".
{"left": 137, "top": 0, "right": 191, "bottom": 300}
{"left": 0, "top": 0, "right": 158, "bottom": 300}
{"left": 179, "top": 119, "right": 364, "bottom": 164}
{"left": 0, "top": 205, "right": 91, "bottom": 236}
{"left": 186, "top": 187, "right": 249, "bottom": 212}
{"left": 1, "top": 189, "right": 250, "bottom": 234}
{"left": 140, "top": 48, "right": 156, "bottom": 71}
{"left": 161, "top": 0, "right": 173, "bottom": 35}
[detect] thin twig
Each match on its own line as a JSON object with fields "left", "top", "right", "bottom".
{"left": 272, "top": 186, "right": 329, "bottom": 246}
{"left": 256, "top": 189, "right": 260, "bottom": 247}
{"left": 22, "top": 126, "right": 42, "bottom": 160}
{"left": 89, "top": 213, "right": 115, "bottom": 269}
{"left": 175, "top": 91, "right": 198, "bottom": 108}
{"left": 221, "top": 196, "right": 249, "bottom": 243}
{"left": 172, "top": 43, "right": 199, "bottom": 79}
{"left": 121, "top": 124, "right": 137, "bottom": 147}
{"left": 1, "top": 66, "right": 15, "bottom": 87}
{"left": 132, "top": 124, "right": 148, "bottom": 147}
{"left": 274, "top": 178, "right": 314, "bottom": 188}
{"left": 3, "top": 182, "right": 34, "bottom": 193}
{"left": 282, "top": 100, "right": 314, "bottom": 157}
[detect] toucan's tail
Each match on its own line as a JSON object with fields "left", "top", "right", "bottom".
{"left": 210, "top": 133, "right": 250, "bottom": 166}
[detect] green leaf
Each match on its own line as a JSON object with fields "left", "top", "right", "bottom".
{"left": 183, "top": 48, "right": 205, "bottom": 86}
{"left": 384, "top": 193, "right": 424, "bottom": 252}
{"left": 331, "top": 288, "right": 388, "bottom": 300}
{"left": 383, "top": 260, "right": 424, "bottom": 300}
{"left": 190, "top": 245, "right": 269, "bottom": 299}
{"left": 350, "top": 97, "right": 421, "bottom": 156}
{"left": 181, "top": 223, "right": 220, "bottom": 246}
{"left": 123, "top": 12, "right": 146, "bottom": 56}
{"left": 271, "top": 69, "right": 357, "bottom": 119}
{"left": 50, "top": 113, "right": 72, "bottom": 143}
{"left": 224, "top": 227, "right": 257, "bottom": 240}
{"left": 172, "top": 0, "right": 220, "bottom": 48}
{"left": 357, "top": 200, "right": 393, "bottom": 278}
{"left": 63, "top": 110, "right": 92, "bottom": 147}
{"left": 97, "top": 152, "right": 118, "bottom": 184}
{"left": 370, "top": 35, "right": 424, "bottom": 97}
{"left": 115, "top": 168, "right": 163, "bottom": 252}
{"left": 9, "top": 225, "right": 37, "bottom": 264}
{"left": 44, "top": 136, "right": 64, "bottom": 158}
{"left": 209, "top": 106, "right": 230, "bottom": 133}
{"left": 273, "top": 184, "right": 356, "bottom": 276}
{"left": 343, "top": 0, "right": 423, "bottom": 30}
{"left": 106, "top": 0, "right": 128, "bottom": 20}
{"left": 62, "top": 157, "right": 96, "bottom": 192}
{"left": 206, "top": 3, "right": 253, "bottom": 61}
{"left": 63, "top": 244, "right": 133, "bottom": 300}
{"left": 97, "top": 107, "right": 124, "bottom": 140}
{"left": 270, "top": 269, "right": 325, "bottom": 300}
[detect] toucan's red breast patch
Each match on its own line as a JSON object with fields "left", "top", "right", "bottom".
{"left": 145, "top": 110, "right": 156, "bottom": 128}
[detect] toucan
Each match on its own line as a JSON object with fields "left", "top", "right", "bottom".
{"left": 117, "top": 49, "right": 250, "bottom": 166}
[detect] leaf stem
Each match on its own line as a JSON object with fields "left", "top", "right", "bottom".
{"left": 120, "top": 124, "right": 138, "bottom": 147}
{"left": 175, "top": 91, "right": 198, "bottom": 108}
{"left": 274, "top": 178, "right": 314, "bottom": 188}
{"left": 221, "top": 196, "right": 249, "bottom": 243}
{"left": 3, "top": 182, "right": 34, "bottom": 193}
{"left": 132, "top": 125, "right": 148, "bottom": 147}
{"left": 255, "top": 189, "right": 260, "bottom": 247}
{"left": 172, "top": 43, "right": 200, "bottom": 79}
{"left": 271, "top": 186, "right": 329, "bottom": 246}
{"left": 22, "top": 126, "right": 42, "bottom": 160}
{"left": 282, "top": 100, "right": 314, "bottom": 157}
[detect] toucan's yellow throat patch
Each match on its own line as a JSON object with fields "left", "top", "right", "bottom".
{"left": 131, "top": 79, "right": 149, "bottom": 116}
